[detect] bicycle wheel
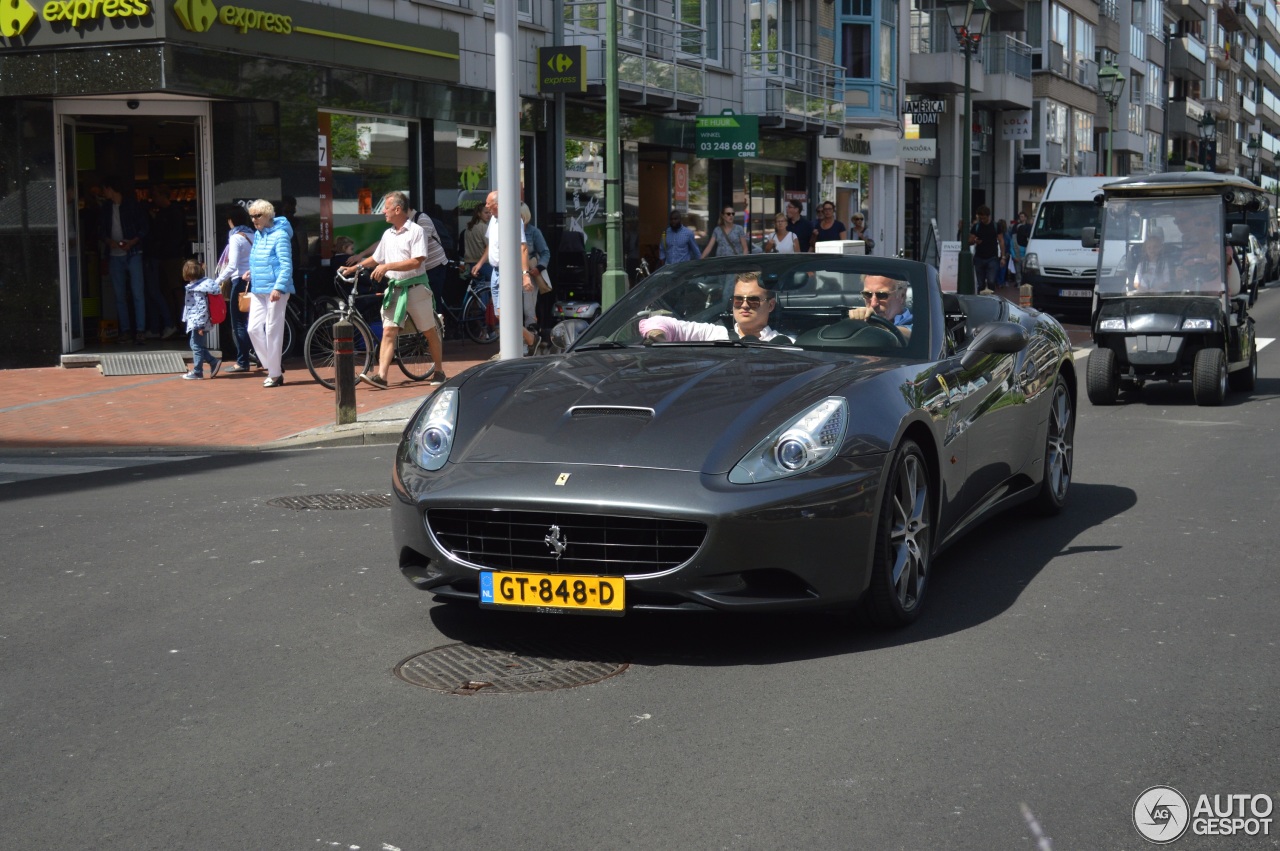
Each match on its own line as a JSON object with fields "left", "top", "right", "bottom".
{"left": 395, "top": 318, "right": 435, "bottom": 381}
{"left": 463, "top": 291, "right": 498, "bottom": 344}
{"left": 305, "top": 311, "right": 374, "bottom": 390}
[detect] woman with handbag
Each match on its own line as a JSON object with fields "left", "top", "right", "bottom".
{"left": 242, "top": 199, "right": 295, "bottom": 388}
{"left": 214, "top": 205, "right": 256, "bottom": 373}
{"left": 700, "top": 205, "right": 749, "bottom": 258}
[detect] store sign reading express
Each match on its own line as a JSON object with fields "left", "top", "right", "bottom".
{"left": 174, "top": 0, "right": 290, "bottom": 34}
{"left": 1, "top": 0, "right": 147, "bottom": 37}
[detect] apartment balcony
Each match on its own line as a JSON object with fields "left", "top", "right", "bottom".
{"left": 973, "top": 34, "right": 1032, "bottom": 108}
{"left": 1168, "top": 35, "right": 1209, "bottom": 81}
{"left": 1264, "top": 0, "right": 1280, "bottom": 42}
{"left": 742, "top": 50, "right": 844, "bottom": 136}
{"left": 1236, "top": 0, "right": 1261, "bottom": 33}
{"left": 1211, "top": 0, "right": 1241, "bottom": 30}
{"left": 1167, "top": 0, "right": 1209, "bottom": 22}
{"left": 1260, "top": 54, "right": 1280, "bottom": 89}
{"left": 1244, "top": 93, "right": 1258, "bottom": 117}
{"left": 563, "top": 1, "right": 705, "bottom": 112}
{"left": 1244, "top": 47, "right": 1259, "bottom": 73}
{"left": 1167, "top": 97, "right": 1208, "bottom": 138}
{"left": 1040, "top": 41, "right": 1099, "bottom": 88}
{"left": 904, "top": 41, "right": 981, "bottom": 96}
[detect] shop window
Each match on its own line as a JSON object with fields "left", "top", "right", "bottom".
{"left": 318, "top": 111, "right": 417, "bottom": 261}
{"left": 565, "top": 138, "right": 606, "bottom": 247}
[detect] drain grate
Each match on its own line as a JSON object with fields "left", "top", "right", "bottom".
{"left": 395, "top": 641, "right": 629, "bottom": 694}
{"left": 98, "top": 351, "right": 187, "bottom": 376}
{"left": 266, "top": 493, "right": 392, "bottom": 510}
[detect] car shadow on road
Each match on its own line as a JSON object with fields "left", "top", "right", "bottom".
{"left": 1102, "top": 376, "right": 1279, "bottom": 407}
{"left": 427, "top": 481, "right": 1138, "bottom": 667}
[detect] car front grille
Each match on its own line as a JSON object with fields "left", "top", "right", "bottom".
{"left": 426, "top": 508, "right": 707, "bottom": 575}
{"left": 1041, "top": 267, "right": 1097, "bottom": 280}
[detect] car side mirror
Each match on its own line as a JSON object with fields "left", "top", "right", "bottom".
{"left": 1229, "top": 224, "right": 1250, "bottom": 248}
{"left": 960, "top": 321, "right": 1029, "bottom": 371}
{"left": 1081, "top": 227, "right": 1098, "bottom": 248}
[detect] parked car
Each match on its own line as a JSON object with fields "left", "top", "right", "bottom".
{"left": 392, "top": 253, "right": 1078, "bottom": 628}
{"left": 1242, "top": 233, "right": 1265, "bottom": 305}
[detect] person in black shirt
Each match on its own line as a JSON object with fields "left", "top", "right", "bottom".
{"left": 810, "top": 200, "right": 846, "bottom": 250}
{"left": 785, "top": 199, "right": 815, "bottom": 253}
{"left": 1012, "top": 211, "right": 1032, "bottom": 285}
{"left": 969, "top": 205, "right": 1000, "bottom": 290}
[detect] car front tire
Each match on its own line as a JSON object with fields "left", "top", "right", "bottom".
{"left": 1086, "top": 347, "right": 1119, "bottom": 405}
{"left": 861, "top": 440, "right": 931, "bottom": 629}
{"left": 1033, "top": 374, "right": 1074, "bottom": 516}
{"left": 1192, "top": 347, "right": 1227, "bottom": 406}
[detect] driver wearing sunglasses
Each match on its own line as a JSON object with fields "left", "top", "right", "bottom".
{"left": 847, "top": 274, "right": 912, "bottom": 337}
{"left": 638, "top": 272, "right": 792, "bottom": 345}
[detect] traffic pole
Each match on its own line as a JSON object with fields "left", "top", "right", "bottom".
{"left": 334, "top": 318, "right": 356, "bottom": 425}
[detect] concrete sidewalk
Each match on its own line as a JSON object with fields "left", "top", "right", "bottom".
{"left": 0, "top": 339, "right": 498, "bottom": 453}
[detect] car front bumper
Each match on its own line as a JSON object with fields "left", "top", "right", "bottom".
{"left": 392, "top": 454, "right": 889, "bottom": 614}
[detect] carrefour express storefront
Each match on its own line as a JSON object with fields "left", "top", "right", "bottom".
{"left": 0, "top": 0, "right": 473, "bottom": 367}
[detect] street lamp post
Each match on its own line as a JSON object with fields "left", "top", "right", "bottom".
{"left": 946, "top": 0, "right": 989, "bottom": 296}
{"left": 1098, "top": 60, "right": 1125, "bottom": 177}
{"left": 1199, "top": 114, "right": 1217, "bottom": 171}
{"left": 1247, "top": 134, "right": 1260, "bottom": 184}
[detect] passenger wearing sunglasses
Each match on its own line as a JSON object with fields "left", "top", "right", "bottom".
{"left": 847, "top": 275, "right": 911, "bottom": 337}
{"left": 638, "top": 272, "right": 792, "bottom": 344}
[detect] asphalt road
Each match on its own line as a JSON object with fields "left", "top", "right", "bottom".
{"left": 3, "top": 293, "right": 1279, "bottom": 850}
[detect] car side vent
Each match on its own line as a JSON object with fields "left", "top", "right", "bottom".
{"left": 568, "top": 405, "right": 655, "bottom": 421}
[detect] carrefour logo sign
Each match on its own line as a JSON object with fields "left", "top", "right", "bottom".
{"left": 173, "top": 0, "right": 291, "bottom": 34}
{"left": 1, "top": 0, "right": 149, "bottom": 38}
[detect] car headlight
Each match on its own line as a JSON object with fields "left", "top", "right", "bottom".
{"left": 729, "top": 397, "right": 847, "bottom": 484}
{"left": 1098, "top": 318, "right": 1126, "bottom": 331}
{"left": 1182, "top": 318, "right": 1213, "bottom": 331}
{"left": 408, "top": 388, "right": 458, "bottom": 471}
{"left": 1023, "top": 253, "right": 1039, "bottom": 272}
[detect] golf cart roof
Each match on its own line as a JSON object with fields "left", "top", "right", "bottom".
{"left": 1101, "top": 172, "right": 1268, "bottom": 211}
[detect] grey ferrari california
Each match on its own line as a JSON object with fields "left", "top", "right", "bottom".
{"left": 392, "top": 254, "right": 1076, "bottom": 627}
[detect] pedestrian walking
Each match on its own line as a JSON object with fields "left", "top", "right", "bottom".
{"left": 701, "top": 204, "right": 749, "bottom": 258}
{"left": 659, "top": 210, "right": 700, "bottom": 266}
{"left": 243, "top": 199, "right": 294, "bottom": 388}
{"left": 969, "top": 206, "right": 1000, "bottom": 291}
{"left": 850, "top": 212, "right": 875, "bottom": 254}
{"left": 180, "top": 259, "right": 222, "bottom": 380}
{"left": 763, "top": 214, "right": 799, "bottom": 253}
{"left": 100, "top": 177, "right": 150, "bottom": 345}
{"left": 471, "top": 190, "right": 536, "bottom": 353}
{"left": 995, "top": 218, "right": 1009, "bottom": 287}
{"left": 1013, "top": 211, "right": 1032, "bottom": 284}
{"left": 214, "top": 205, "right": 255, "bottom": 373}
{"left": 785, "top": 200, "right": 815, "bottom": 252}
{"left": 810, "top": 200, "right": 846, "bottom": 250}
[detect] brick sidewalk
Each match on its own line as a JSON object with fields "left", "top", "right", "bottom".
{"left": 0, "top": 341, "right": 497, "bottom": 451}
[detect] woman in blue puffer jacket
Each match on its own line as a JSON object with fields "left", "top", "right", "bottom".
{"left": 241, "top": 199, "right": 295, "bottom": 387}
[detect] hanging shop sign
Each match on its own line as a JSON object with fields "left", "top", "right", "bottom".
{"left": 1001, "top": 110, "right": 1032, "bottom": 140}
{"left": 537, "top": 45, "right": 586, "bottom": 93}
{"left": 696, "top": 110, "right": 758, "bottom": 159}
{"left": 903, "top": 99, "right": 946, "bottom": 125}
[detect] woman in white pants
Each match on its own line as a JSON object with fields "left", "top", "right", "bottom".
{"left": 242, "top": 199, "right": 295, "bottom": 387}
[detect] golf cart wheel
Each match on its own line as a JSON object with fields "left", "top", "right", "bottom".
{"left": 1086, "top": 347, "right": 1119, "bottom": 405}
{"left": 1192, "top": 347, "right": 1227, "bottom": 406}
{"left": 1228, "top": 336, "right": 1258, "bottom": 392}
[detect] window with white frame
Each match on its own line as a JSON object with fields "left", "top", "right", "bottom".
{"left": 1046, "top": 100, "right": 1067, "bottom": 145}
{"left": 1147, "top": 64, "right": 1162, "bottom": 109}
{"left": 749, "top": 0, "right": 796, "bottom": 74}
{"left": 680, "top": 0, "right": 720, "bottom": 61}
{"left": 1129, "top": 72, "right": 1145, "bottom": 134}
{"left": 1074, "top": 110, "right": 1094, "bottom": 154}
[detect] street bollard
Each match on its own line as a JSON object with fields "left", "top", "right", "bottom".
{"left": 1019, "top": 282, "right": 1033, "bottom": 309}
{"left": 334, "top": 318, "right": 357, "bottom": 425}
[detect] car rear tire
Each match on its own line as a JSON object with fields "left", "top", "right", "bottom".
{"left": 1033, "top": 374, "right": 1074, "bottom": 516}
{"left": 860, "top": 440, "right": 931, "bottom": 629}
{"left": 1228, "top": 335, "right": 1258, "bottom": 392}
{"left": 1086, "top": 347, "right": 1118, "bottom": 405}
{"left": 1192, "top": 347, "right": 1227, "bottom": 406}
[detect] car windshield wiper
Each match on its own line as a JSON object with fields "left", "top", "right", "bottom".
{"left": 574, "top": 341, "right": 633, "bottom": 351}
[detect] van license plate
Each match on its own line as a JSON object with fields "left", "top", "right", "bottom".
{"left": 1058, "top": 288, "right": 1091, "bottom": 298}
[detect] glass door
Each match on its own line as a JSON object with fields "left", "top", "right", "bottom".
{"left": 55, "top": 116, "right": 85, "bottom": 352}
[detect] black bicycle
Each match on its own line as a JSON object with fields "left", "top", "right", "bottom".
{"left": 432, "top": 261, "right": 499, "bottom": 344}
{"left": 303, "top": 269, "right": 436, "bottom": 389}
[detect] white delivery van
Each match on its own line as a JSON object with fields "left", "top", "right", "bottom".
{"left": 1022, "top": 176, "right": 1110, "bottom": 321}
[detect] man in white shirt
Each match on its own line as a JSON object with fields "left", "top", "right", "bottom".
{"left": 471, "top": 190, "right": 536, "bottom": 353}
{"left": 339, "top": 191, "right": 445, "bottom": 389}
{"left": 638, "top": 272, "right": 792, "bottom": 344}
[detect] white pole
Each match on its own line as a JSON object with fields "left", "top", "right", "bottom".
{"left": 494, "top": 0, "right": 523, "bottom": 359}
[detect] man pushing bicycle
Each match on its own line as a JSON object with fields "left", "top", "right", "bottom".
{"left": 339, "top": 190, "right": 447, "bottom": 389}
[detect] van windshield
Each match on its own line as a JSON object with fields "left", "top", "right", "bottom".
{"left": 1096, "top": 196, "right": 1227, "bottom": 297}
{"left": 1032, "top": 201, "right": 1101, "bottom": 240}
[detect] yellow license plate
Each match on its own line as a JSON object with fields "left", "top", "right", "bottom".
{"left": 480, "top": 571, "right": 625, "bottom": 615}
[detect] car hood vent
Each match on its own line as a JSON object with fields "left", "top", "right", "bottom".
{"left": 568, "top": 405, "right": 655, "bottom": 421}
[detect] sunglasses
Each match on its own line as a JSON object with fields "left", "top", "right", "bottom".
{"left": 732, "top": 295, "right": 765, "bottom": 308}
{"left": 722, "top": 211, "right": 734, "bottom": 216}
{"left": 853, "top": 217, "right": 864, "bottom": 222}
{"left": 250, "top": 213, "right": 267, "bottom": 220}
{"left": 862, "top": 290, "right": 898, "bottom": 300}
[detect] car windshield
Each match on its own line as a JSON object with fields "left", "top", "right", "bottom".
{"left": 1096, "top": 195, "right": 1228, "bottom": 297}
{"left": 571, "top": 255, "right": 930, "bottom": 359}
{"left": 1033, "top": 200, "right": 1101, "bottom": 240}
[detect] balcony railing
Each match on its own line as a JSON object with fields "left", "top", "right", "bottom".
{"left": 982, "top": 34, "right": 1033, "bottom": 79}
{"left": 743, "top": 49, "right": 844, "bottom": 130}
{"left": 563, "top": 0, "right": 706, "bottom": 108}
{"left": 1045, "top": 42, "right": 1096, "bottom": 86}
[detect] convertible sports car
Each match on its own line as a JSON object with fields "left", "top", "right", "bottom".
{"left": 392, "top": 254, "right": 1077, "bottom": 627}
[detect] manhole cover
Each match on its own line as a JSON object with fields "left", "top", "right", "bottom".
{"left": 395, "top": 642, "right": 629, "bottom": 694}
{"left": 266, "top": 493, "right": 391, "bottom": 510}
